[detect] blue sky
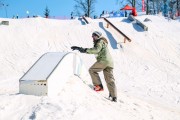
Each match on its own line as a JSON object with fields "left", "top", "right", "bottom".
{"left": 0, "top": 0, "right": 122, "bottom": 18}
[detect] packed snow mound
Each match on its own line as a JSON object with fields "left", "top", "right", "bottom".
{"left": 19, "top": 52, "right": 87, "bottom": 96}
{"left": 0, "top": 15, "right": 180, "bottom": 120}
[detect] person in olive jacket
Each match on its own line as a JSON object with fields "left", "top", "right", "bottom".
{"left": 71, "top": 31, "right": 117, "bottom": 102}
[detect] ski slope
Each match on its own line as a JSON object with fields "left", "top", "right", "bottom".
{"left": 0, "top": 15, "right": 180, "bottom": 120}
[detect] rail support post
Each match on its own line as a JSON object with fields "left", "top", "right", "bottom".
{"left": 124, "top": 38, "right": 126, "bottom": 43}
{"left": 106, "top": 23, "right": 109, "bottom": 28}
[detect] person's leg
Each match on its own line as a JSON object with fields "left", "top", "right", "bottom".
{"left": 89, "top": 62, "right": 106, "bottom": 86}
{"left": 103, "top": 67, "right": 117, "bottom": 98}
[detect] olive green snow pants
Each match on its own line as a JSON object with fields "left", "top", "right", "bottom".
{"left": 89, "top": 62, "right": 117, "bottom": 98}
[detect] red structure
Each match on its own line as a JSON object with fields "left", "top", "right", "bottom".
{"left": 120, "top": 5, "right": 137, "bottom": 16}
{"left": 142, "top": 0, "right": 145, "bottom": 12}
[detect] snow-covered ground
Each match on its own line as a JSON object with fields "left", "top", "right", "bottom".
{"left": 0, "top": 15, "right": 180, "bottom": 120}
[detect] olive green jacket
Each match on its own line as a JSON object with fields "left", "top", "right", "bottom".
{"left": 86, "top": 37, "right": 114, "bottom": 68}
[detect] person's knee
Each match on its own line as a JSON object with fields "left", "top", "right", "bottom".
{"left": 106, "top": 80, "right": 115, "bottom": 86}
{"left": 89, "top": 68, "right": 93, "bottom": 74}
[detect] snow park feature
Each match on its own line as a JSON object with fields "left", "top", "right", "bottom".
{"left": 19, "top": 52, "right": 87, "bottom": 96}
{"left": 0, "top": 15, "right": 180, "bottom": 120}
{"left": 0, "top": 20, "right": 9, "bottom": 25}
{"left": 103, "top": 17, "right": 131, "bottom": 43}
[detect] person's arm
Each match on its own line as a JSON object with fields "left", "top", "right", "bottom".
{"left": 86, "top": 41, "right": 103, "bottom": 54}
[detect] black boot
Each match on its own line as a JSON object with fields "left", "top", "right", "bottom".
{"left": 99, "top": 84, "right": 103, "bottom": 89}
{"left": 112, "top": 97, "right": 117, "bottom": 102}
{"left": 109, "top": 93, "right": 112, "bottom": 98}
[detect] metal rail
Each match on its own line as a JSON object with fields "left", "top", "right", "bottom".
{"left": 103, "top": 17, "right": 131, "bottom": 42}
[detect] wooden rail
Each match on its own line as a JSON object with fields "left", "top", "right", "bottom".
{"left": 82, "top": 16, "right": 89, "bottom": 24}
{"left": 136, "top": 19, "right": 148, "bottom": 31}
{"left": 103, "top": 17, "right": 131, "bottom": 43}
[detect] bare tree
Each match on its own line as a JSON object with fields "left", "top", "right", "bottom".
{"left": 0, "top": 1, "right": 4, "bottom": 8}
{"left": 116, "top": 0, "right": 137, "bottom": 7}
{"left": 74, "top": 0, "right": 96, "bottom": 17}
{"left": 0, "top": 1, "right": 9, "bottom": 18}
{"left": 117, "top": 0, "right": 143, "bottom": 10}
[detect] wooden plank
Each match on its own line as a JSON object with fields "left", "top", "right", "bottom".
{"left": 128, "top": 15, "right": 136, "bottom": 21}
{"left": 136, "top": 19, "right": 148, "bottom": 31}
{"left": 127, "top": 15, "right": 148, "bottom": 31}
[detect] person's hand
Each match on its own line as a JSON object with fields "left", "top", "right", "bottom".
{"left": 71, "top": 46, "right": 80, "bottom": 51}
{"left": 79, "top": 48, "right": 87, "bottom": 53}
{"left": 71, "top": 46, "right": 87, "bottom": 53}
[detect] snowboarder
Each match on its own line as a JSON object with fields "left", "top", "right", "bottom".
{"left": 71, "top": 31, "right": 117, "bottom": 102}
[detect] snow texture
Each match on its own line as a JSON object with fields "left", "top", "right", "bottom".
{"left": 0, "top": 15, "right": 180, "bottom": 120}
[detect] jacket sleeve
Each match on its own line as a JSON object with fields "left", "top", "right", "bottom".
{"left": 86, "top": 41, "right": 103, "bottom": 54}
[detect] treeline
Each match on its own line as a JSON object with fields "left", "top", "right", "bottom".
{"left": 117, "top": 0, "right": 180, "bottom": 15}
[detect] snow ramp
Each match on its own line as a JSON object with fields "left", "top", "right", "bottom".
{"left": 19, "top": 52, "right": 87, "bottom": 96}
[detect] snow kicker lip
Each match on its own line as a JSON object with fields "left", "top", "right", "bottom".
{"left": 19, "top": 52, "right": 87, "bottom": 96}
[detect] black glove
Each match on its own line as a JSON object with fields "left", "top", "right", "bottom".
{"left": 71, "top": 46, "right": 80, "bottom": 51}
{"left": 71, "top": 46, "right": 87, "bottom": 53}
{"left": 79, "top": 48, "right": 87, "bottom": 53}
